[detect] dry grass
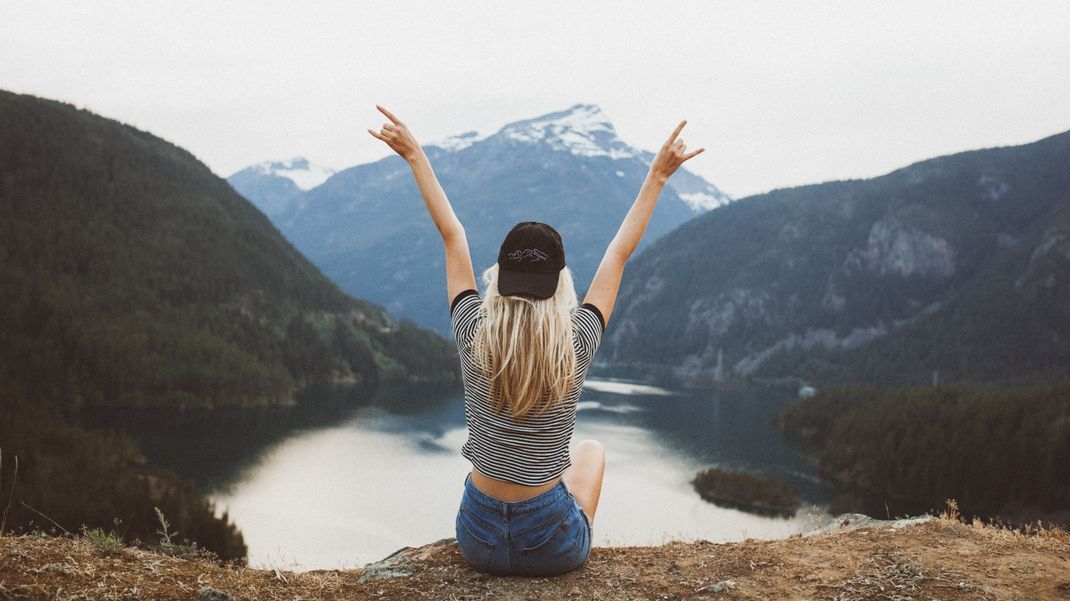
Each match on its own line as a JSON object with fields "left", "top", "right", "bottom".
{"left": 2, "top": 504, "right": 1069, "bottom": 600}
{"left": 819, "top": 547, "right": 994, "bottom": 601}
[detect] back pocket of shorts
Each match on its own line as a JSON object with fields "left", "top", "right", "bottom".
{"left": 519, "top": 519, "right": 566, "bottom": 554}
{"left": 456, "top": 507, "right": 495, "bottom": 570}
{"left": 516, "top": 514, "right": 586, "bottom": 576}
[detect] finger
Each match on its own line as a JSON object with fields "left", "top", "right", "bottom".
{"left": 382, "top": 122, "right": 396, "bottom": 130}
{"left": 682, "top": 147, "right": 705, "bottom": 161}
{"left": 377, "top": 104, "right": 402, "bottom": 125}
{"left": 666, "top": 119, "right": 687, "bottom": 145}
{"left": 367, "top": 128, "right": 389, "bottom": 142}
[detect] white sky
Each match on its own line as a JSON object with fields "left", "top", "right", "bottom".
{"left": 2, "top": 0, "right": 1068, "bottom": 198}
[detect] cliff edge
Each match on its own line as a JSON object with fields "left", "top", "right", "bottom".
{"left": 3, "top": 514, "right": 1068, "bottom": 600}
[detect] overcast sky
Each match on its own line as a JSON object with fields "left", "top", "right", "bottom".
{"left": 2, "top": 1, "right": 1068, "bottom": 198}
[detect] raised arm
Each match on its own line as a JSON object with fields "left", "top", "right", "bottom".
{"left": 368, "top": 105, "right": 477, "bottom": 305}
{"left": 583, "top": 119, "right": 704, "bottom": 325}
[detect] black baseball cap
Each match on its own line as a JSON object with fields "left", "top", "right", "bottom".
{"left": 497, "top": 221, "right": 566, "bottom": 300}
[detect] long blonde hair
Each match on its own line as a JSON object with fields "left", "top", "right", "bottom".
{"left": 471, "top": 262, "right": 579, "bottom": 419}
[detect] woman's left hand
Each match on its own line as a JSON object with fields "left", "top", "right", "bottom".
{"left": 368, "top": 104, "right": 422, "bottom": 161}
{"left": 648, "top": 119, "right": 704, "bottom": 184}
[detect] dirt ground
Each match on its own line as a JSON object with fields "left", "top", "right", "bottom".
{"left": 2, "top": 514, "right": 1069, "bottom": 600}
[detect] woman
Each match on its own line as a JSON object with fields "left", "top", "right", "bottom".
{"left": 368, "top": 105, "right": 703, "bottom": 576}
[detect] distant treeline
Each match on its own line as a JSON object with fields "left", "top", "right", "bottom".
{"left": 0, "top": 398, "right": 246, "bottom": 562}
{"left": 777, "top": 382, "right": 1070, "bottom": 524}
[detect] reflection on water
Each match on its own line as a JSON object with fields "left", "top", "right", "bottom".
{"left": 82, "top": 378, "right": 832, "bottom": 570}
{"left": 581, "top": 378, "right": 675, "bottom": 396}
{"left": 575, "top": 400, "right": 643, "bottom": 414}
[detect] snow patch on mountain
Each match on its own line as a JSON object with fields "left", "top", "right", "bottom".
{"left": 428, "top": 130, "right": 490, "bottom": 152}
{"left": 421, "top": 103, "right": 732, "bottom": 214}
{"left": 679, "top": 191, "right": 731, "bottom": 211}
{"left": 499, "top": 103, "right": 637, "bottom": 160}
{"left": 252, "top": 157, "right": 335, "bottom": 190}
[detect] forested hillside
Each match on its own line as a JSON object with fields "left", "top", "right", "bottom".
{"left": 0, "top": 403, "right": 248, "bottom": 561}
{"left": 603, "top": 128, "right": 1070, "bottom": 387}
{"left": 778, "top": 382, "right": 1070, "bottom": 525}
{"left": 0, "top": 89, "right": 458, "bottom": 411}
{"left": 782, "top": 185, "right": 1070, "bottom": 386}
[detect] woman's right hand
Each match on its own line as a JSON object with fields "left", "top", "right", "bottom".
{"left": 367, "top": 104, "right": 423, "bottom": 162}
{"left": 649, "top": 120, "right": 705, "bottom": 184}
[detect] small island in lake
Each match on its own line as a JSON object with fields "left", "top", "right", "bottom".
{"left": 691, "top": 467, "right": 801, "bottom": 517}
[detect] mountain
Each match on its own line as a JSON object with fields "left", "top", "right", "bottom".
{"left": 227, "top": 157, "right": 334, "bottom": 217}
{"left": 0, "top": 89, "right": 459, "bottom": 410}
{"left": 602, "top": 128, "right": 1070, "bottom": 387}
{"left": 228, "top": 103, "right": 731, "bottom": 337}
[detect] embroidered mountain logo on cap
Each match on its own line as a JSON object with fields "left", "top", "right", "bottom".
{"left": 507, "top": 248, "right": 550, "bottom": 262}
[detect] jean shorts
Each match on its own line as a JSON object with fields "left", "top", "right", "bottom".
{"left": 455, "top": 472, "right": 592, "bottom": 576}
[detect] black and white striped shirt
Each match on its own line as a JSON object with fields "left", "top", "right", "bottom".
{"left": 450, "top": 288, "right": 605, "bottom": 486}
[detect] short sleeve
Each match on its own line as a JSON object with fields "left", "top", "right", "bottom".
{"left": 450, "top": 289, "right": 482, "bottom": 347}
{"left": 574, "top": 302, "right": 605, "bottom": 362}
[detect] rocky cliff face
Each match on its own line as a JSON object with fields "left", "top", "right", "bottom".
{"left": 842, "top": 215, "right": 957, "bottom": 279}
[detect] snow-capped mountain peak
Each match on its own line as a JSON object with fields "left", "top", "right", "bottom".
{"left": 498, "top": 103, "right": 637, "bottom": 160}
{"left": 427, "top": 103, "right": 639, "bottom": 160}
{"left": 252, "top": 157, "right": 335, "bottom": 191}
{"left": 232, "top": 104, "right": 730, "bottom": 224}
{"left": 427, "top": 130, "right": 490, "bottom": 152}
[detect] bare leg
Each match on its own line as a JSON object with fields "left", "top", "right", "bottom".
{"left": 561, "top": 439, "right": 605, "bottom": 526}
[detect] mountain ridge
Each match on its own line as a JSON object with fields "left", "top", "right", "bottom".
{"left": 228, "top": 103, "right": 731, "bottom": 338}
{"left": 603, "top": 126, "right": 1070, "bottom": 387}
{"left": 227, "top": 157, "right": 335, "bottom": 217}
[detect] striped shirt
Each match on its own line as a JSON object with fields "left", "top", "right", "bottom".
{"left": 450, "top": 288, "right": 605, "bottom": 486}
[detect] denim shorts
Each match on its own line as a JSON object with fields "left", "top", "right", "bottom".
{"left": 455, "top": 472, "right": 592, "bottom": 576}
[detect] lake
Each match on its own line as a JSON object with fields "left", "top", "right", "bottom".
{"left": 87, "top": 378, "right": 832, "bottom": 570}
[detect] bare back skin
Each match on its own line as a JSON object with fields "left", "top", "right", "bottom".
{"left": 470, "top": 439, "right": 605, "bottom": 523}
{"left": 369, "top": 105, "right": 704, "bottom": 528}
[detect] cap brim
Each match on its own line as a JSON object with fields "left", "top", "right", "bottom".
{"left": 498, "top": 268, "right": 559, "bottom": 300}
